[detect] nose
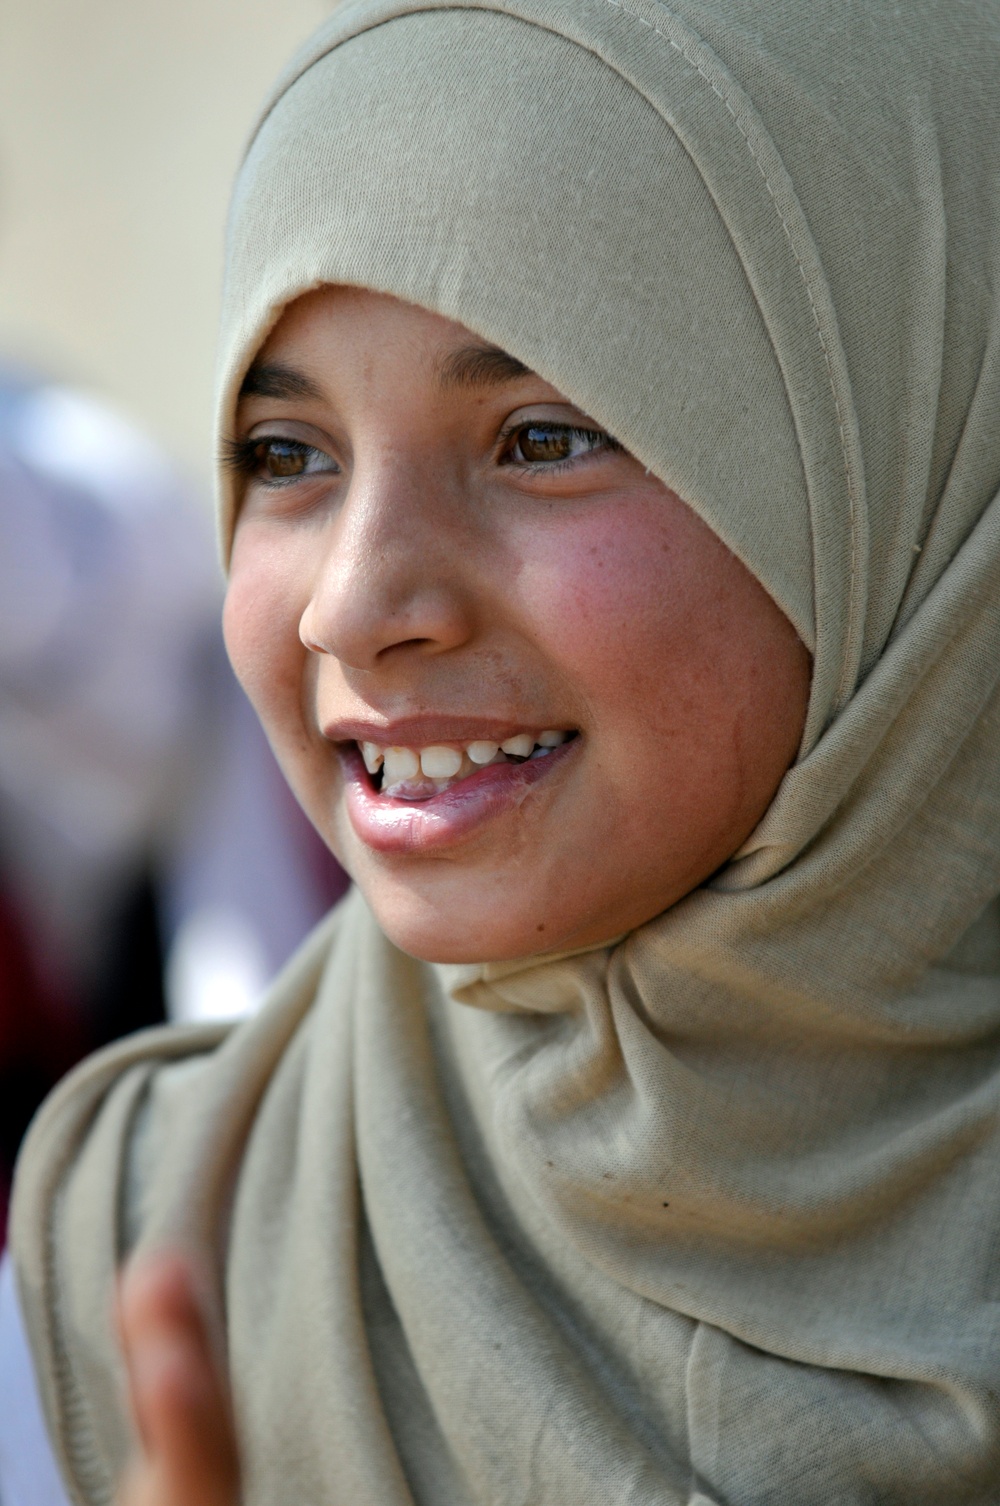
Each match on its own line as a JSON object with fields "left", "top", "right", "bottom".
{"left": 298, "top": 455, "right": 475, "bottom": 671}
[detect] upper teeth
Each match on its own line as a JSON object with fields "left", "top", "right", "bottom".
{"left": 417, "top": 745, "right": 463, "bottom": 779}
{"left": 360, "top": 731, "right": 570, "bottom": 788}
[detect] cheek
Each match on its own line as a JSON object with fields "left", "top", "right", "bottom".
{"left": 223, "top": 532, "right": 307, "bottom": 730}
{"left": 504, "top": 492, "right": 808, "bottom": 841}
{"left": 510, "top": 500, "right": 721, "bottom": 729}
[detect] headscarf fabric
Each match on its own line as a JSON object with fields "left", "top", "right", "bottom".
{"left": 13, "top": 2, "right": 1000, "bottom": 1502}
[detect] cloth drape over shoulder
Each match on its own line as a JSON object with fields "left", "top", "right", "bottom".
{"left": 12, "top": 0, "right": 1000, "bottom": 1502}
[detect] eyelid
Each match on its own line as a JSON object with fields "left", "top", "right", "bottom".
{"left": 497, "top": 401, "right": 606, "bottom": 433}
{"left": 244, "top": 417, "right": 340, "bottom": 452}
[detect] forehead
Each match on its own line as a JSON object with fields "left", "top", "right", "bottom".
{"left": 241, "top": 286, "right": 533, "bottom": 405}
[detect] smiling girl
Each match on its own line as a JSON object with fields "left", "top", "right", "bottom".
{"left": 6, "top": 1, "right": 1000, "bottom": 1503}
{"left": 224, "top": 287, "right": 808, "bottom": 961}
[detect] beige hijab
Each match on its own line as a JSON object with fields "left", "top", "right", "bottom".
{"left": 13, "top": 1, "right": 1000, "bottom": 1502}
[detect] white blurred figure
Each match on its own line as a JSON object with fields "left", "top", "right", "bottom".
{"left": 0, "top": 362, "right": 346, "bottom": 1140}
{"left": 0, "top": 370, "right": 218, "bottom": 1004}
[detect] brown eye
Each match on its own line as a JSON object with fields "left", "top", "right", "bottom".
{"left": 503, "top": 423, "right": 619, "bottom": 469}
{"left": 515, "top": 425, "right": 574, "bottom": 464}
{"left": 258, "top": 439, "right": 308, "bottom": 478}
{"left": 222, "top": 434, "right": 338, "bottom": 487}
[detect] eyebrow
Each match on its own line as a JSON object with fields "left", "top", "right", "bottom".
{"left": 435, "top": 343, "right": 531, "bottom": 390}
{"left": 237, "top": 361, "right": 325, "bottom": 402}
{"left": 237, "top": 344, "right": 531, "bottom": 404}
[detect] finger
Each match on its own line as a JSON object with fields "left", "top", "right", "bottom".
{"left": 118, "top": 1251, "right": 240, "bottom": 1505}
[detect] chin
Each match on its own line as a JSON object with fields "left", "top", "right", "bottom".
{"left": 362, "top": 888, "right": 567, "bottom": 966}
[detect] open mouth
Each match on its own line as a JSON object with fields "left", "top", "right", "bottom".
{"left": 335, "top": 725, "right": 581, "bottom": 853}
{"left": 358, "top": 729, "right": 577, "bottom": 801}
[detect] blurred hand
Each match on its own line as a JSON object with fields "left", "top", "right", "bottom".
{"left": 116, "top": 1251, "right": 241, "bottom": 1506}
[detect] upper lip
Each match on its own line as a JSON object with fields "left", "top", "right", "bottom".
{"left": 323, "top": 715, "right": 571, "bottom": 746}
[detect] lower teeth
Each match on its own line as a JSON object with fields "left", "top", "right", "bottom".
{"left": 379, "top": 776, "right": 455, "bottom": 801}
{"left": 378, "top": 748, "right": 521, "bottom": 800}
{"left": 372, "top": 735, "right": 571, "bottom": 799}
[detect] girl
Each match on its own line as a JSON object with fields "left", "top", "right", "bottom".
{"left": 8, "top": 0, "right": 1000, "bottom": 1502}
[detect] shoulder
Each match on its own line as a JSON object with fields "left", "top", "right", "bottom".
{"left": 7, "top": 902, "right": 348, "bottom": 1505}
{"left": 8, "top": 1019, "right": 232, "bottom": 1504}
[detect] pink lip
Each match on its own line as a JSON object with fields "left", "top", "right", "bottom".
{"left": 337, "top": 738, "right": 578, "bottom": 854}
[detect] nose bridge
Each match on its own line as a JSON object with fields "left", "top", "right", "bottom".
{"left": 300, "top": 449, "right": 471, "bottom": 667}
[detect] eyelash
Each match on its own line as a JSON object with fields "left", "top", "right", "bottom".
{"left": 497, "top": 421, "right": 623, "bottom": 473}
{"left": 221, "top": 435, "right": 336, "bottom": 485}
{"left": 221, "top": 422, "right": 623, "bottom": 487}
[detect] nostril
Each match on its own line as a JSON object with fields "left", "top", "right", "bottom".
{"left": 299, "top": 608, "right": 332, "bottom": 656}
{"left": 375, "top": 635, "right": 438, "bottom": 658}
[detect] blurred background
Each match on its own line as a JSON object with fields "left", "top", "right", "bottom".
{"left": 0, "top": 0, "right": 332, "bottom": 482}
{"left": 0, "top": 0, "right": 348, "bottom": 1239}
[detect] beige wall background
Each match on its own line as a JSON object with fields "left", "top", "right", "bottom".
{"left": 0, "top": 0, "right": 330, "bottom": 490}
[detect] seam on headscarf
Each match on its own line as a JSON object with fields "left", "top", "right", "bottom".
{"left": 601, "top": 0, "right": 861, "bottom": 714}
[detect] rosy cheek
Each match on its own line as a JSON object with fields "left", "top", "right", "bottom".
{"left": 509, "top": 500, "right": 707, "bottom": 726}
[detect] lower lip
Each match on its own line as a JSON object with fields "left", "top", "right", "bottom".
{"left": 338, "top": 739, "right": 578, "bottom": 854}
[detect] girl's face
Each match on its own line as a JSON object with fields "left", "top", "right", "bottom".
{"left": 224, "top": 287, "right": 810, "bottom": 962}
